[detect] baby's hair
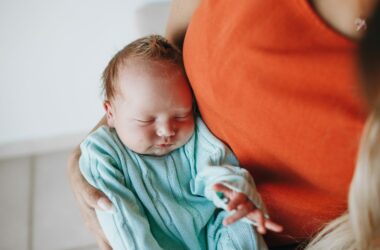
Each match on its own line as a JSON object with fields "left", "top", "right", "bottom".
{"left": 306, "top": 3, "right": 380, "bottom": 250}
{"left": 102, "top": 35, "right": 183, "bottom": 101}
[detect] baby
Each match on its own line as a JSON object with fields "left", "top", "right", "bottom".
{"left": 79, "top": 35, "right": 282, "bottom": 250}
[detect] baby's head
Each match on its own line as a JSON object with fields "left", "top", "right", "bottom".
{"left": 102, "top": 35, "right": 195, "bottom": 156}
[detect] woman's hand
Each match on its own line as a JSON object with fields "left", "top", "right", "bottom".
{"left": 213, "top": 183, "right": 283, "bottom": 234}
{"left": 67, "top": 146, "right": 113, "bottom": 250}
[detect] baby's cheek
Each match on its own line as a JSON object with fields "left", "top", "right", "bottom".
{"left": 178, "top": 123, "right": 195, "bottom": 144}
{"left": 185, "top": 120, "right": 195, "bottom": 135}
{"left": 137, "top": 127, "right": 156, "bottom": 144}
{"left": 121, "top": 127, "right": 152, "bottom": 152}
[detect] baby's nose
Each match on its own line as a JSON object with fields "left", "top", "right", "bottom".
{"left": 156, "top": 123, "right": 175, "bottom": 137}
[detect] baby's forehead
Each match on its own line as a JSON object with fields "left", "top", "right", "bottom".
{"left": 115, "top": 59, "right": 186, "bottom": 96}
{"left": 118, "top": 59, "right": 183, "bottom": 83}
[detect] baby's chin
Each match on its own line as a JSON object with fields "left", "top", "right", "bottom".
{"left": 126, "top": 135, "right": 193, "bottom": 156}
{"left": 130, "top": 144, "right": 182, "bottom": 157}
{"left": 149, "top": 144, "right": 182, "bottom": 156}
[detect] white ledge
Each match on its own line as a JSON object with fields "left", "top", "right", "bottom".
{"left": 0, "top": 132, "right": 87, "bottom": 160}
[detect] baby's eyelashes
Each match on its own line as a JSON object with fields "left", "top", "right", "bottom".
{"left": 135, "top": 119, "right": 154, "bottom": 125}
{"left": 175, "top": 111, "right": 193, "bottom": 121}
{"left": 134, "top": 113, "right": 192, "bottom": 124}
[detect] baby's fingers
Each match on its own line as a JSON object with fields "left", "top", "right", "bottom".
{"left": 264, "top": 219, "right": 283, "bottom": 233}
{"left": 226, "top": 193, "right": 249, "bottom": 211}
{"left": 213, "top": 184, "right": 245, "bottom": 211}
{"left": 213, "top": 184, "right": 247, "bottom": 211}
{"left": 246, "top": 211, "right": 284, "bottom": 234}
{"left": 223, "top": 202, "right": 254, "bottom": 225}
{"left": 246, "top": 210, "right": 266, "bottom": 234}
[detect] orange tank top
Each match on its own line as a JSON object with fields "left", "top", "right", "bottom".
{"left": 183, "top": 0, "right": 367, "bottom": 245}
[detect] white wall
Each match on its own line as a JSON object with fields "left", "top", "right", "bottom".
{"left": 0, "top": 0, "right": 170, "bottom": 156}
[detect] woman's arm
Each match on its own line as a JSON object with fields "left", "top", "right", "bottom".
{"left": 165, "top": 0, "right": 201, "bottom": 48}
{"left": 67, "top": 115, "right": 113, "bottom": 250}
{"left": 79, "top": 131, "right": 165, "bottom": 250}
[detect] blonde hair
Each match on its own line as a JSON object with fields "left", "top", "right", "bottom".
{"left": 306, "top": 4, "right": 380, "bottom": 250}
{"left": 102, "top": 35, "right": 182, "bottom": 100}
{"left": 306, "top": 113, "right": 380, "bottom": 250}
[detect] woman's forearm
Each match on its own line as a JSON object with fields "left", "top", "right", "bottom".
{"left": 165, "top": 0, "right": 201, "bottom": 49}
{"left": 67, "top": 114, "right": 112, "bottom": 249}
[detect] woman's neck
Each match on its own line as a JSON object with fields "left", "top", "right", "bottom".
{"left": 309, "top": 0, "right": 378, "bottom": 40}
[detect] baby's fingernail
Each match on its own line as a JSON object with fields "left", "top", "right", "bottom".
{"left": 97, "top": 197, "right": 113, "bottom": 211}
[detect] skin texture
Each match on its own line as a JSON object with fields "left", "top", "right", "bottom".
{"left": 310, "top": 0, "right": 378, "bottom": 40}
{"left": 68, "top": 0, "right": 378, "bottom": 248}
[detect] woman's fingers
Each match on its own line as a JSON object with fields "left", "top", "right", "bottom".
{"left": 77, "top": 177, "right": 112, "bottom": 250}
{"left": 67, "top": 147, "right": 112, "bottom": 249}
{"left": 76, "top": 185, "right": 111, "bottom": 249}
{"left": 68, "top": 151, "right": 113, "bottom": 212}
{"left": 67, "top": 150, "right": 112, "bottom": 249}
{"left": 81, "top": 183, "right": 113, "bottom": 211}
{"left": 95, "top": 234, "right": 112, "bottom": 250}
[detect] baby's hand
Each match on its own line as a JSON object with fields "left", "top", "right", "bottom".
{"left": 213, "top": 183, "right": 283, "bottom": 234}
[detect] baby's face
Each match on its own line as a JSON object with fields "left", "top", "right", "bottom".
{"left": 105, "top": 60, "right": 194, "bottom": 156}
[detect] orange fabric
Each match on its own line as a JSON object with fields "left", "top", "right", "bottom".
{"left": 183, "top": 0, "right": 367, "bottom": 246}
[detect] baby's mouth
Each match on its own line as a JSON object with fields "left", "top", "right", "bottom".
{"left": 157, "top": 143, "right": 173, "bottom": 148}
{"left": 156, "top": 143, "right": 173, "bottom": 148}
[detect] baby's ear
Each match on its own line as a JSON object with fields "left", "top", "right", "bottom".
{"left": 103, "top": 100, "right": 115, "bottom": 128}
